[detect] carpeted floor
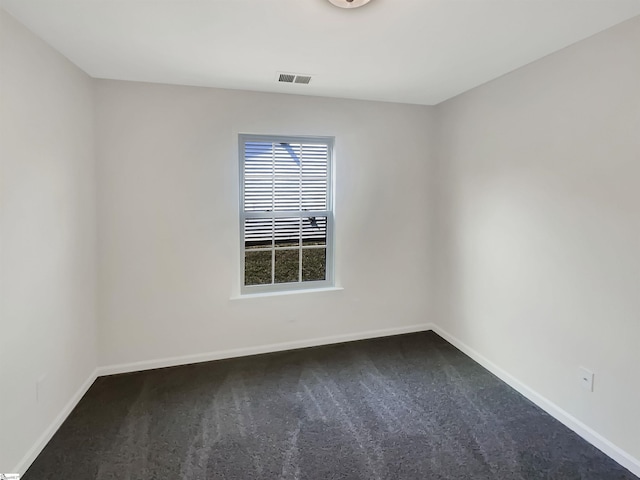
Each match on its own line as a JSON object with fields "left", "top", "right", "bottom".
{"left": 24, "top": 331, "right": 637, "bottom": 479}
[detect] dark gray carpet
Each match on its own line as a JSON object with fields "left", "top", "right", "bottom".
{"left": 24, "top": 332, "right": 637, "bottom": 479}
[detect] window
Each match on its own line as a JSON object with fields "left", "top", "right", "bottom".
{"left": 239, "top": 134, "right": 334, "bottom": 294}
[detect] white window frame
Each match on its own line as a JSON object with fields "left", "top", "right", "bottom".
{"left": 239, "top": 134, "right": 335, "bottom": 295}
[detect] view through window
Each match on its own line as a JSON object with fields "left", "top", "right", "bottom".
{"left": 239, "top": 135, "right": 334, "bottom": 293}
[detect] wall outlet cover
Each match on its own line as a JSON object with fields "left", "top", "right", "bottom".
{"left": 579, "top": 367, "right": 594, "bottom": 392}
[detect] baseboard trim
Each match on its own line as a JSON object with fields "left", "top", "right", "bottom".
{"left": 13, "top": 325, "right": 432, "bottom": 475}
{"left": 97, "top": 323, "right": 435, "bottom": 377}
{"left": 431, "top": 325, "right": 640, "bottom": 478}
{"left": 13, "top": 369, "right": 98, "bottom": 476}
{"left": 15, "top": 323, "right": 639, "bottom": 478}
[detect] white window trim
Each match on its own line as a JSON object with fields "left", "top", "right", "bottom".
{"left": 238, "top": 134, "right": 335, "bottom": 295}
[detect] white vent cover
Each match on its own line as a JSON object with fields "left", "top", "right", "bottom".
{"left": 277, "top": 73, "right": 312, "bottom": 85}
{"left": 327, "top": 0, "right": 372, "bottom": 8}
{"left": 278, "top": 73, "right": 296, "bottom": 83}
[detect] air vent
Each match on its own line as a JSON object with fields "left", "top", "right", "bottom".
{"left": 294, "top": 75, "right": 312, "bottom": 84}
{"left": 278, "top": 73, "right": 295, "bottom": 83}
{"left": 277, "top": 72, "right": 312, "bottom": 85}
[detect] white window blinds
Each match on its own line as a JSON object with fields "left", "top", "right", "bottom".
{"left": 239, "top": 135, "right": 333, "bottom": 293}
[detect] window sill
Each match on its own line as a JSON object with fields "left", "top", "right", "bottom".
{"left": 231, "top": 286, "right": 343, "bottom": 301}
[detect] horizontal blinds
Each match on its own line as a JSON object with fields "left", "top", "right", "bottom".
{"left": 244, "top": 141, "right": 328, "bottom": 212}
{"left": 244, "top": 217, "right": 327, "bottom": 246}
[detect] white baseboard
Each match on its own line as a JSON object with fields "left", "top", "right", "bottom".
{"left": 13, "top": 325, "right": 432, "bottom": 475}
{"left": 431, "top": 325, "right": 640, "bottom": 478}
{"left": 13, "top": 369, "right": 98, "bottom": 476}
{"left": 97, "top": 323, "right": 435, "bottom": 377}
{"left": 15, "top": 323, "right": 639, "bottom": 479}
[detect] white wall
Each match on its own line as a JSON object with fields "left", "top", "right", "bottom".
{"left": 434, "top": 15, "right": 640, "bottom": 464}
{"left": 95, "top": 80, "right": 435, "bottom": 368}
{"left": 0, "top": 9, "right": 97, "bottom": 473}
{"left": 4, "top": 6, "right": 639, "bottom": 475}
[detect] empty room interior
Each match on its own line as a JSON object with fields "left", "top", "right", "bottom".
{"left": 1, "top": 0, "right": 639, "bottom": 478}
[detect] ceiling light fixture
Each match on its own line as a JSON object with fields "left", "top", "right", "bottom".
{"left": 327, "top": 0, "right": 372, "bottom": 9}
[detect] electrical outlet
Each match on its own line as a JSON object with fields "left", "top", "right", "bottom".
{"left": 579, "top": 367, "right": 594, "bottom": 392}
